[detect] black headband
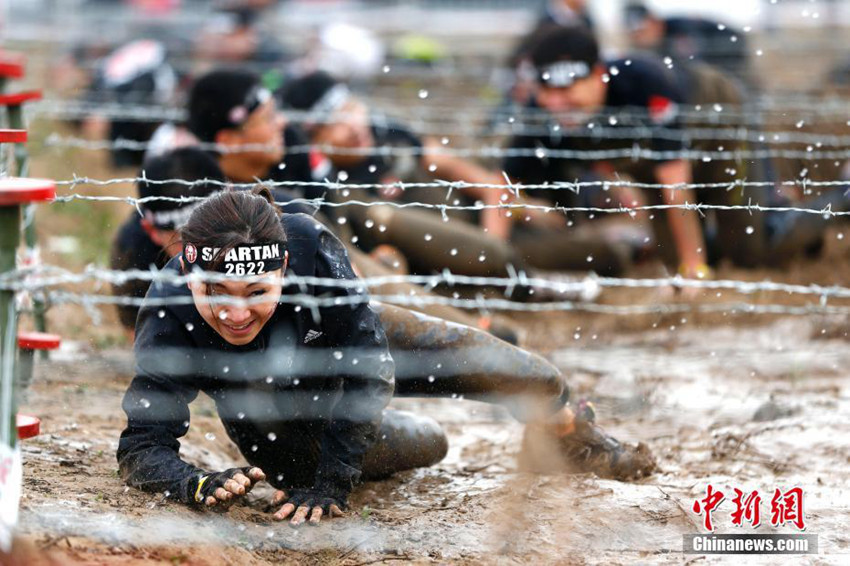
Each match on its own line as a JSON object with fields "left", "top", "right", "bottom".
{"left": 182, "top": 241, "right": 287, "bottom": 276}
{"left": 227, "top": 86, "right": 273, "bottom": 127}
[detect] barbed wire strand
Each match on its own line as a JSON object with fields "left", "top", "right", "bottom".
{"left": 51, "top": 174, "right": 850, "bottom": 193}
{"left": 4, "top": 264, "right": 850, "bottom": 300}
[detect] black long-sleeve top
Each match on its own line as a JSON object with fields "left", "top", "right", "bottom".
{"left": 116, "top": 213, "right": 395, "bottom": 503}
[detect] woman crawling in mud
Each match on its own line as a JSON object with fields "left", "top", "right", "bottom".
{"left": 117, "top": 188, "right": 655, "bottom": 526}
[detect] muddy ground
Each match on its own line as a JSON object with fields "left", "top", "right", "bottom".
{"left": 7, "top": 269, "right": 850, "bottom": 565}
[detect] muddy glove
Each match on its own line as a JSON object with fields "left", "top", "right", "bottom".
{"left": 194, "top": 466, "right": 266, "bottom": 507}
{"left": 273, "top": 486, "right": 348, "bottom": 526}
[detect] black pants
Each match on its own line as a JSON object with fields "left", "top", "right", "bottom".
{"left": 241, "top": 304, "right": 569, "bottom": 490}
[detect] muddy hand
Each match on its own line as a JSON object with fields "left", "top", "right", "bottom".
{"left": 273, "top": 489, "right": 346, "bottom": 527}
{"left": 196, "top": 466, "right": 266, "bottom": 507}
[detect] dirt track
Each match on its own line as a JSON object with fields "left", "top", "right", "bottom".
{"left": 7, "top": 289, "right": 850, "bottom": 565}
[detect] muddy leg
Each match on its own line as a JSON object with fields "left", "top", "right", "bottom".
{"left": 360, "top": 410, "right": 449, "bottom": 480}
{"left": 376, "top": 303, "right": 657, "bottom": 481}
{"left": 349, "top": 246, "right": 518, "bottom": 343}
{"left": 374, "top": 303, "right": 568, "bottom": 423}
{"left": 363, "top": 205, "right": 525, "bottom": 277}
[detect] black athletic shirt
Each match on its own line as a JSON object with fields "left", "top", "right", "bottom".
{"left": 503, "top": 56, "right": 687, "bottom": 202}
{"left": 110, "top": 213, "right": 169, "bottom": 330}
{"left": 117, "top": 213, "right": 394, "bottom": 504}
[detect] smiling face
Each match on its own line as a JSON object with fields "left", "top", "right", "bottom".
{"left": 188, "top": 268, "right": 282, "bottom": 346}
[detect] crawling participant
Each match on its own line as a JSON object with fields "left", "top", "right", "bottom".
{"left": 503, "top": 26, "right": 829, "bottom": 276}
{"left": 281, "top": 71, "right": 628, "bottom": 278}
{"left": 117, "top": 188, "right": 655, "bottom": 525}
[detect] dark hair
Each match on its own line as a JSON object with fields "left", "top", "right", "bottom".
{"left": 280, "top": 70, "right": 338, "bottom": 111}
{"left": 187, "top": 68, "right": 260, "bottom": 142}
{"left": 138, "top": 147, "right": 225, "bottom": 215}
{"left": 528, "top": 25, "right": 600, "bottom": 71}
{"left": 181, "top": 186, "right": 286, "bottom": 273}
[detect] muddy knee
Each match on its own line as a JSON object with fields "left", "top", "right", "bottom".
{"left": 361, "top": 410, "right": 449, "bottom": 480}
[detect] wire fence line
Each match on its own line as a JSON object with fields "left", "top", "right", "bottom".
{"left": 3, "top": 265, "right": 850, "bottom": 301}
{"left": 47, "top": 192, "right": 850, "bottom": 219}
{"left": 50, "top": 174, "right": 850, "bottom": 193}
{"left": 40, "top": 124, "right": 850, "bottom": 150}
{"left": 39, "top": 140, "right": 850, "bottom": 163}
{"left": 29, "top": 290, "right": 850, "bottom": 322}
{"left": 27, "top": 98, "right": 850, "bottom": 124}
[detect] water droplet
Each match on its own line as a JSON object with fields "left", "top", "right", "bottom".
{"left": 205, "top": 432, "right": 216, "bottom": 441}
{"left": 608, "top": 116, "right": 618, "bottom": 125}
{"left": 796, "top": 120, "right": 805, "bottom": 128}
{"left": 183, "top": 421, "right": 190, "bottom": 428}
{"left": 278, "top": 162, "right": 286, "bottom": 170}
{"left": 333, "top": 351, "right": 344, "bottom": 360}
{"left": 601, "top": 74, "right": 610, "bottom": 83}
{"left": 139, "top": 398, "right": 151, "bottom": 408}
{"left": 251, "top": 445, "right": 258, "bottom": 452}
{"left": 237, "top": 412, "right": 245, "bottom": 420}
{"left": 378, "top": 224, "right": 387, "bottom": 232}
{"left": 609, "top": 65, "right": 619, "bottom": 76}
{"left": 745, "top": 226, "right": 754, "bottom": 234}
{"left": 586, "top": 255, "right": 593, "bottom": 262}
{"left": 337, "top": 171, "right": 349, "bottom": 181}
{"left": 450, "top": 248, "right": 458, "bottom": 256}
{"left": 534, "top": 147, "right": 546, "bottom": 159}
{"left": 713, "top": 104, "right": 723, "bottom": 112}
{"left": 265, "top": 376, "right": 273, "bottom": 384}
{"left": 573, "top": 333, "right": 580, "bottom": 340}
{"left": 368, "top": 164, "right": 377, "bottom": 173}
{"left": 441, "top": 137, "right": 449, "bottom": 145}
{"left": 365, "top": 219, "right": 374, "bottom": 228}
{"left": 428, "top": 164, "right": 437, "bottom": 172}
{"left": 222, "top": 366, "right": 229, "bottom": 374}
{"left": 267, "top": 432, "right": 277, "bottom": 441}
{"left": 337, "top": 216, "right": 347, "bottom": 225}
{"left": 838, "top": 233, "right": 844, "bottom": 240}
{"left": 756, "top": 49, "right": 763, "bottom": 56}
{"left": 478, "top": 254, "right": 486, "bottom": 262}
{"left": 312, "top": 395, "right": 319, "bottom": 401}
{"left": 157, "top": 310, "right": 165, "bottom": 318}
{"left": 427, "top": 375, "right": 435, "bottom": 383}
{"left": 418, "top": 89, "right": 429, "bottom": 99}
{"left": 185, "top": 323, "right": 194, "bottom": 331}
{"left": 382, "top": 65, "right": 390, "bottom": 73}
{"left": 424, "top": 233, "right": 433, "bottom": 241}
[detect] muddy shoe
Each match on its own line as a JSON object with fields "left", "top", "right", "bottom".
{"left": 558, "top": 401, "right": 657, "bottom": 481}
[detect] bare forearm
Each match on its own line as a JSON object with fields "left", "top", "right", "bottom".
{"left": 655, "top": 160, "right": 707, "bottom": 274}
